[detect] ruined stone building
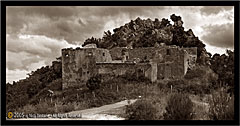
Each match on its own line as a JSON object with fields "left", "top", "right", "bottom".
{"left": 62, "top": 43, "right": 197, "bottom": 89}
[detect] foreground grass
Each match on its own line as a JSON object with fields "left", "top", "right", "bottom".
{"left": 16, "top": 77, "right": 234, "bottom": 120}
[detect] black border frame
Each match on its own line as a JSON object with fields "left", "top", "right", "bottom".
{"left": 1, "top": 1, "right": 239, "bottom": 125}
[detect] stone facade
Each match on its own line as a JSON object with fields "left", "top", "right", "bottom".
{"left": 62, "top": 44, "right": 197, "bottom": 89}
{"left": 62, "top": 47, "right": 112, "bottom": 89}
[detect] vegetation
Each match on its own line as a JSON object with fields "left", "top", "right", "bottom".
{"left": 163, "top": 93, "right": 194, "bottom": 120}
{"left": 6, "top": 14, "right": 235, "bottom": 120}
{"left": 6, "top": 58, "right": 62, "bottom": 112}
{"left": 210, "top": 50, "right": 234, "bottom": 91}
{"left": 8, "top": 72, "right": 234, "bottom": 120}
{"left": 18, "top": 100, "right": 76, "bottom": 114}
{"left": 209, "top": 88, "right": 234, "bottom": 120}
{"left": 82, "top": 14, "right": 207, "bottom": 65}
{"left": 125, "top": 100, "right": 158, "bottom": 120}
{"left": 184, "top": 67, "right": 206, "bottom": 79}
{"left": 86, "top": 75, "right": 101, "bottom": 91}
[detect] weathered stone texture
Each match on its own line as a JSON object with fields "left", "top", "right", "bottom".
{"left": 96, "top": 63, "right": 152, "bottom": 80}
{"left": 108, "top": 45, "right": 194, "bottom": 80}
{"left": 62, "top": 47, "right": 112, "bottom": 89}
{"left": 62, "top": 44, "right": 197, "bottom": 89}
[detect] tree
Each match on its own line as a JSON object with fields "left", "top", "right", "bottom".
{"left": 7, "top": 58, "right": 63, "bottom": 111}
{"left": 210, "top": 50, "right": 234, "bottom": 89}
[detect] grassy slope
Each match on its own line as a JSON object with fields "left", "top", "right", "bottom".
{"left": 16, "top": 65, "right": 232, "bottom": 120}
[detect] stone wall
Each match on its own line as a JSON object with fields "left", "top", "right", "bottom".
{"left": 127, "top": 47, "right": 156, "bottom": 62}
{"left": 62, "top": 47, "right": 112, "bottom": 89}
{"left": 109, "top": 47, "right": 124, "bottom": 60}
{"left": 62, "top": 45, "right": 197, "bottom": 89}
{"left": 95, "top": 62, "right": 153, "bottom": 82}
{"left": 108, "top": 46, "right": 192, "bottom": 80}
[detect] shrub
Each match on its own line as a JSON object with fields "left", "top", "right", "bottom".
{"left": 163, "top": 93, "right": 193, "bottom": 120}
{"left": 86, "top": 75, "right": 101, "bottom": 91}
{"left": 18, "top": 104, "right": 37, "bottom": 114}
{"left": 35, "top": 101, "right": 56, "bottom": 114}
{"left": 166, "top": 79, "right": 184, "bottom": 92}
{"left": 53, "top": 101, "right": 76, "bottom": 113}
{"left": 48, "top": 79, "right": 62, "bottom": 91}
{"left": 184, "top": 84, "right": 210, "bottom": 95}
{"left": 225, "top": 97, "right": 234, "bottom": 119}
{"left": 157, "top": 82, "right": 165, "bottom": 89}
{"left": 184, "top": 68, "right": 206, "bottom": 79}
{"left": 61, "top": 102, "right": 75, "bottom": 113}
{"left": 209, "top": 88, "right": 234, "bottom": 120}
{"left": 166, "top": 80, "right": 184, "bottom": 88}
{"left": 125, "top": 100, "right": 158, "bottom": 120}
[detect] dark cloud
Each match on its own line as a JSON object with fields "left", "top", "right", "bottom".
{"left": 6, "top": 7, "right": 78, "bottom": 35}
{"left": 201, "top": 23, "right": 234, "bottom": 48}
{"left": 7, "top": 7, "right": 101, "bottom": 44}
{"left": 7, "top": 6, "right": 78, "bottom": 19}
{"left": 88, "top": 6, "right": 165, "bottom": 19}
{"left": 6, "top": 6, "right": 165, "bottom": 44}
{"left": 200, "top": 6, "right": 233, "bottom": 16}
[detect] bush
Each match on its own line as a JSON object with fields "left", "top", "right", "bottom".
{"left": 165, "top": 79, "right": 211, "bottom": 95}
{"left": 163, "top": 93, "right": 193, "bottom": 120}
{"left": 209, "top": 88, "right": 234, "bottom": 120}
{"left": 184, "top": 68, "right": 206, "bottom": 79}
{"left": 166, "top": 79, "right": 185, "bottom": 92}
{"left": 60, "top": 102, "right": 75, "bottom": 113}
{"left": 48, "top": 79, "right": 62, "bottom": 91}
{"left": 184, "top": 84, "right": 210, "bottom": 95}
{"left": 35, "top": 102, "right": 56, "bottom": 114}
{"left": 18, "top": 104, "right": 37, "bottom": 114}
{"left": 157, "top": 82, "right": 166, "bottom": 90}
{"left": 86, "top": 75, "right": 101, "bottom": 91}
{"left": 125, "top": 100, "right": 158, "bottom": 120}
{"left": 19, "top": 101, "right": 57, "bottom": 114}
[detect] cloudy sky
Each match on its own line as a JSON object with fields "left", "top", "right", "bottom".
{"left": 6, "top": 6, "right": 234, "bottom": 83}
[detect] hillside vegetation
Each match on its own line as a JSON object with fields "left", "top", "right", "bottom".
{"left": 83, "top": 14, "right": 207, "bottom": 64}
{"left": 6, "top": 14, "right": 234, "bottom": 120}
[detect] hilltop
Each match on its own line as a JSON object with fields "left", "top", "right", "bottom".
{"left": 83, "top": 14, "right": 208, "bottom": 64}
{"left": 6, "top": 14, "right": 234, "bottom": 120}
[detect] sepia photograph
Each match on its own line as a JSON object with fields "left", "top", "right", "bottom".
{"left": 5, "top": 5, "right": 235, "bottom": 121}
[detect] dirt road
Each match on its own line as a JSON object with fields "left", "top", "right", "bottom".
{"left": 12, "top": 99, "right": 137, "bottom": 120}
{"left": 64, "top": 99, "right": 137, "bottom": 120}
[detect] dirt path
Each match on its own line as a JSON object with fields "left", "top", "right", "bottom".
{"left": 12, "top": 99, "right": 137, "bottom": 120}
{"left": 66, "top": 99, "right": 137, "bottom": 120}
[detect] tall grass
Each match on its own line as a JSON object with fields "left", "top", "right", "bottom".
{"left": 18, "top": 76, "right": 234, "bottom": 121}
{"left": 163, "top": 93, "right": 194, "bottom": 120}
{"left": 208, "top": 88, "right": 234, "bottom": 120}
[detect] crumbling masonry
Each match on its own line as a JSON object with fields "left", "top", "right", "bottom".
{"left": 62, "top": 43, "right": 197, "bottom": 89}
